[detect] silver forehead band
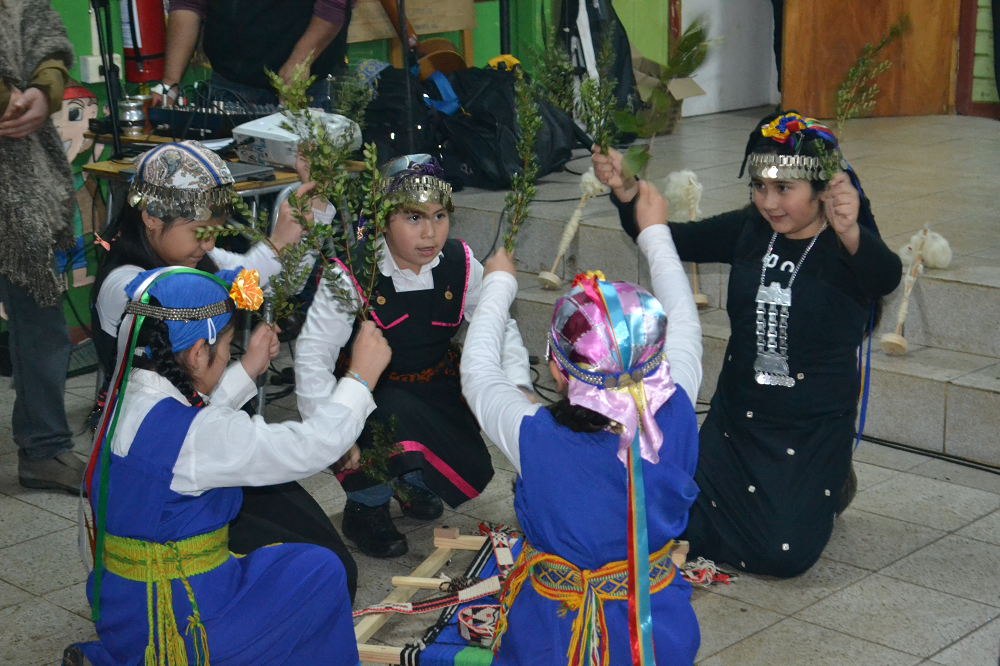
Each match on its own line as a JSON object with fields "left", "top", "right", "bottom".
{"left": 747, "top": 153, "right": 832, "bottom": 181}
{"left": 127, "top": 180, "right": 237, "bottom": 222}
{"left": 547, "top": 333, "right": 664, "bottom": 389}
{"left": 125, "top": 299, "right": 233, "bottom": 322}
{"left": 387, "top": 175, "right": 454, "bottom": 210}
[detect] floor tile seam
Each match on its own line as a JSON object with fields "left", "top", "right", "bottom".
{"left": 874, "top": 563, "right": 1000, "bottom": 610}
{"left": 788, "top": 615, "right": 931, "bottom": 660}
{"left": 923, "top": 615, "right": 1000, "bottom": 664}
{"left": 750, "top": 566, "right": 878, "bottom": 617}
{"left": 0, "top": 525, "right": 78, "bottom": 557}
{"left": 692, "top": 607, "right": 788, "bottom": 662}
{"left": 818, "top": 520, "right": 952, "bottom": 572}
{"left": 0, "top": 493, "right": 77, "bottom": 530}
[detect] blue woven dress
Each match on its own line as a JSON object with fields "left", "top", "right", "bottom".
{"left": 494, "top": 387, "right": 701, "bottom": 666}
{"left": 77, "top": 398, "right": 360, "bottom": 666}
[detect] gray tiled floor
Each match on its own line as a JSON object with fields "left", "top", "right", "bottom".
{"left": 3, "top": 107, "right": 1000, "bottom": 665}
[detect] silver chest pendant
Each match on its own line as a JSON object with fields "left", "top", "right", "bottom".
{"left": 754, "top": 282, "right": 795, "bottom": 386}
{"left": 753, "top": 223, "right": 827, "bottom": 388}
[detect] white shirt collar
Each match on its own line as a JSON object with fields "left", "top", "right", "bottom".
{"left": 128, "top": 367, "right": 208, "bottom": 405}
{"left": 377, "top": 238, "right": 443, "bottom": 279}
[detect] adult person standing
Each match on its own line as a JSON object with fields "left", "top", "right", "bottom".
{"left": 154, "top": 0, "right": 357, "bottom": 107}
{"left": 0, "top": 0, "right": 82, "bottom": 494}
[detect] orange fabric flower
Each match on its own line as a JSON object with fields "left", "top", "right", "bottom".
{"left": 571, "top": 270, "right": 608, "bottom": 287}
{"left": 229, "top": 269, "right": 264, "bottom": 311}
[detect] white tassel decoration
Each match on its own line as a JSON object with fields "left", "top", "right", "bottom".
{"left": 662, "top": 170, "right": 708, "bottom": 306}
{"left": 662, "top": 170, "right": 703, "bottom": 222}
{"left": 899, "top": 230, "right": 952, "bottom": 269}
{"left": 538, "top": 168, "right": 608, "bottom": 289}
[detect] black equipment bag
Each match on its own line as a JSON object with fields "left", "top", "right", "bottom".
{"left": 429, "top": 67, "right": 576, "bottom": 189}
{"left": 363, "top": 67, "right": 438, "bottom": 161}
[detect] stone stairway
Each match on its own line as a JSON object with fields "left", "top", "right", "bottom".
{"left": 449, "top": 109, "right": 1000, "bottom": 468}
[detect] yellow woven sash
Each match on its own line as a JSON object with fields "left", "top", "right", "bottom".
{"left": 493, "top": 540, "right": 677, "bottom": 666}
{"left": 103, "top": 526, "right": 230, "bottom": 666}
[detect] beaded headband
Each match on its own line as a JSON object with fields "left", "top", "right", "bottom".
{"left": 124, "top": 299, "right": 233, "bottom": 322}
{"left": 746, "top": 153, "right": 831, "bottom": 181}
{"left": 386, "top": 174, "right": 454, "bottom": 212}
{"left": 547, "top": 332, "right": 665, "bottom": 390}
{"left": 127, "top": 179, "right": 236, "bottom": 222}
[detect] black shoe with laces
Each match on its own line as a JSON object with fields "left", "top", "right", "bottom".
{"left": 62, "top": 645, "right": 92, "bottom": 666}
{"left": 395, "top": 484, "right": 444, "bottom": 521}
{"left": 342, "top": 500, "right": 408, "bottom": 558}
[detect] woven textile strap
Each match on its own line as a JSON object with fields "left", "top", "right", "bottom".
{"left": 103, "top": 526, "right": 230, "bottom": 666}
{"left": 491, "top": 540, "right": 677, "bottom": 666}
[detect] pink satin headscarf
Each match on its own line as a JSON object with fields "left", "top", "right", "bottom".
{"left": 549, "top": 278, "right": 676, "bottom": 465}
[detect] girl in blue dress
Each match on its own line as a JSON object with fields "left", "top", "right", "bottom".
{"left": 66, "top": 266, "right": 390, "bottom": 666}
{"left": 461, "top": 181, "right": 703, "bottom": 666}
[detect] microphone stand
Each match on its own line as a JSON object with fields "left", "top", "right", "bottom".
{"left": 396, "top": 0, "right": 415, "bottom": 154}
{"left": 89, "top": 0, "right": 124, "bottom": 159}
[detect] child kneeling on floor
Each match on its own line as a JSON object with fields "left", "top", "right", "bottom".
{"left": 295, "top": 154, "right": 531, "bottom": 559}
{"left": 66, "top": 266, "right": 389, "bottom": 666}
{"left": 461, "top": 182, "right": 703, "bottom": 665}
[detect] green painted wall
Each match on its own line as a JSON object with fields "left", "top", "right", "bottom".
{"left": 616, "top": 0, "right": 669, "bottom": 65}
{"left": 975, "top": 0, "right": 998, "bottom": 103}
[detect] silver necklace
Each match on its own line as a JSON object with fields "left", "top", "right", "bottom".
{"left": 754, "top": 222, "right": 827, "bottom": 388}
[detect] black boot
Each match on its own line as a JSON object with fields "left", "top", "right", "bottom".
{"left": 396, "top": 483, "right": 444, "bottom": 521}
{"left": 63, "top": 645, "right": 92, "bottom": 666}
{"left": 342, "top": 500, "right": 408, "bottom": 558}
{"left": 837, "top": 463, "right": 858, "bottom": 516}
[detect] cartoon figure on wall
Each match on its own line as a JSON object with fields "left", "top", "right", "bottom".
{"left": 50, "top": 81, "right": 106, "bottom": 293}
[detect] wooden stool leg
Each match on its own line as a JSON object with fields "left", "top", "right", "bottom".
{"left": 389, "top": 38, "right": 403, "bottom": 68}
{"left": 461, "top": 29, "right": 475, "bottom": 67}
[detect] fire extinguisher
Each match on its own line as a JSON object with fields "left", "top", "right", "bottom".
{"left": 120, "top": 0, "right": 166, "bottom": 83}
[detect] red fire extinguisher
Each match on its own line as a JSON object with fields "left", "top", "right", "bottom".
{"left": 120, "top": 0, "right": 166, "bottom": 83}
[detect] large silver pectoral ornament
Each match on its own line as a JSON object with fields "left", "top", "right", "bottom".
{"left": 754, "top": 282, "right": 795, "bottom": 387}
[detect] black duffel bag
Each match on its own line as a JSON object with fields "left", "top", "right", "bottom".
{"left": 428, "top": 67, "right": 577, "bottom": 189}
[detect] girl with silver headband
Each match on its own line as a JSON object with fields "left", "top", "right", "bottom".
{"left": 89, "top": 141, "right": 364, "bottom": 599}
{"left": 594, "top": 112, "right": 902, "bottom": 578}
{"left": 295, "top": 155, "right": 532, "bottom": 558}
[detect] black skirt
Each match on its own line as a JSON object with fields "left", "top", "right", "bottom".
{"left": 684, "top": 390, "right": 854, "bottom": 577}
{"left": 337, "top": 348, "right": 494, "bottom": 509}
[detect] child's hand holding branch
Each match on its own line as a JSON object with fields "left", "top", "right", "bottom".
{"left": 592, "top": 145, "right": 639, "bottom": 203}
{"left": 348, "top": 321, "right": 392, "bottom": 390}
{"left": 484, "top": 249, "right": 517, "bottom": 278}
{"left": 820, "top": 172, "right": 861, "bottom": 255}
{"left": 242, "top": 323, "right": 281, "bottom": 379}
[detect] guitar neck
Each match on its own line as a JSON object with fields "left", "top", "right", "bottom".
{"left": 376, "top": 0, "right": 421, "bottom": 54}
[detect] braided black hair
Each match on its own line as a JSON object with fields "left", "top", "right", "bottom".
{"left": 133, "top": 297, "right": 234, "bottom": 408}
{"left": 546, "top": 398, "right": 611, "bottom": 433}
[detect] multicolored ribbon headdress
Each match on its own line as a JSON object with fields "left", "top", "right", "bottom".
{"left": 547, "top": 271, "right": 675, "bottom": 666}
{"left": 82, "top": 267, "right": 261, "bottom": 623}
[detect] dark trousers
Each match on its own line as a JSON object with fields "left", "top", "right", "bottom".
{"left": 229, "top": 481, "right": 359, "bottom": 603}
{"left": 0, "top": 275, "right": 73, "bottom": 461}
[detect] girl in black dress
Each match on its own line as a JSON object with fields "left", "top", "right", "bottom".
{"left": 594, "top": 112, "right": 902, "bottom": 577}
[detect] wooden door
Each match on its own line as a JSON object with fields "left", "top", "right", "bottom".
{"left": 781, "top": 0, "right": 961, "bottom": 118}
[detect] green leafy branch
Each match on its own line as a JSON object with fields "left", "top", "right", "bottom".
{"left": 530, "top": 11, "right": 575, "bottom": 116}
{"left": 579, "top": 37, "right": 620, "bottom": 155}
{"left": 358, "top": 416, "right": 409, "bottom": 502}
{"left": 611, "top": 20, "right": 712, "bottom": 180}
{"left": 834, "top": 14, "right": 911, "bottom": 134}
{"left": 503, "top": 68, "right": 541, "bottom": 254}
